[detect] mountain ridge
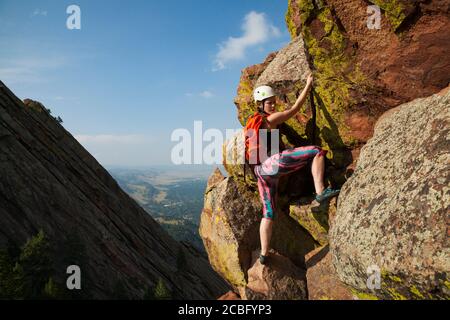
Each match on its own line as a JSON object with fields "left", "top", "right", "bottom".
{"left": 0, "top": 80, "right": 230, "bottom": 299}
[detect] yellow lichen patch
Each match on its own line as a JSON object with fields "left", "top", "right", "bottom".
{"left": 387, "top": 288, "right": 407, "bottom": 300}
{"left": 236, "top": 78, "right": 257, "bottom": 126}
{"left": 369, "top": 0, "right": 407, "bottom": 31}
{"left": 389, "top": 275, "right": 402, "bottom": 283}
{"left": 444, "top": 280, "right": 450, "bottom": 290}
{"left": 292, "top": 3, "right": 368, "bottom": 167}
{"left": 209, "top": 241, "right": 247, "bottom": 288}
{"left": 286, "top": 1, "right": 297, "bottom": 39}
{"left": 286, "top": 0, "right": 316, "bottom": 39}
{"left": 351, "top": 289, "right": 379, "bottom": 300}
{"left": 410, "top": 286, "right": 425, "bottom": 299}
{"left": 201, "top": 207, "right": 247, "bottom": 288}
{"left": 289, "top": 204, "right": 329, "bottom": 246}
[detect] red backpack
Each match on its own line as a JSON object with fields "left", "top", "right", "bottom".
{"left": 244, "top": 112, "right": 267, "bottom": 166}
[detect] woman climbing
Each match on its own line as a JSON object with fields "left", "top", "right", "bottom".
{"left": 245, "top": 72, "right": 340, "bottom": 265}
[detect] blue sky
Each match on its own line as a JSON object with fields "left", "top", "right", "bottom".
{"left": 0, "top": 0, "right": 291, "bottom": 166}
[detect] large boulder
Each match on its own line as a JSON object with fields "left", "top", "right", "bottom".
{"left": 330, "top": 87, "right": 450, "bottom": 299}
{"left": 199, "top": 173, "right": 261, "bottom": 288}
{"left": 289, "top": 197, "right": 337, "bottom": 246}
{"left": 305, "top": 246, "right": 356, "bottom": 300}
{"left": 239, "top": 250, "right": 308, "bottom": 300}
{"left": 199, "top": 170, "right": 318, "bottom": 291}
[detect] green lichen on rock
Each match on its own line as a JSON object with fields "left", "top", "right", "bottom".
{"left": 350, "top": 271, "right": 426, "bottom": 300}
{"left": 236, "top": 79, "right": 257, "bottom": 126}
{"left": 200, "top": 193, "right": 250, "bottom": 289}
{"left": 289, "top": 199, "right": 333, "bottom": 246}
{"left": 375, "top": 254, "right": 447, "bottom": 300}
{"left": 369, "top": 0, "right": 407, "bottom": 31}
{"left": 286, "top": 0, "right": 316, "bottom": 39}
{"left": 444, "top": 280, "right": 450, "bottom": 290}
{"left": 381, "top": 270, "right": 403, "bottom": 283}
{"left": 410, "top": 286, "right": 425, "bottom": 299}
{"left": 302, "top": 8, "right": 349, "bottom": 114}
{"left": 386, "top": 288, "right": 407, "bottom": 300}
{"left": 286, "top": 0, "right": 298, "bottom": 39}
{"left": 286, "top": 1, "right": 368, "bottom": 168}
{"left": 211, "top": 241, "right": 248, "bottom": 288}
{"left": 351, "top": 289, "right": 379, "bottom": 300}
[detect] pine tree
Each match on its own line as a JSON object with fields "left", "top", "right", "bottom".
{"left": 43, "top": 277, "right": 66, "bottom": 299}
{"left": 154, "top": 278, "right": 171, "bottom": 300}
{"left": 0, "top": 231, "right": 54, "bottom": 299}
{"left": 17, "top": 230, "right": 52, "bottom": 299}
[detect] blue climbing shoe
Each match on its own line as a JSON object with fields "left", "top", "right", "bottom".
{"left": 259, "top": 254, "right": 268, "bottom": 265}
{"left": 315, "top": 187, "right": 340, "bottom": 203}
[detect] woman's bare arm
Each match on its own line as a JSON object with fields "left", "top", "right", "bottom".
{"left": 267, "top": 73, "right": 314, "bottom": 127}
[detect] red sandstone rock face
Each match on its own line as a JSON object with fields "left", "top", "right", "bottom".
{"left": 305, "top": 246, "right": 355, "bottom": 300}
{"left": 232, "top": 0, "right": 449, "bottom": 183}
{"left": 328, "top": 0, "right": 450, "bottom": 106}
{"left": 287, "top": 0, "right": 450, "bottom": 119}
{"left": 217, "top": 291, "right": 241, "bottom": 300}
{"left": 239, "top": 250, "right": 308, "bottom": 300}
{"left": 233, "top": 52, "right": 278, "bottom": 125}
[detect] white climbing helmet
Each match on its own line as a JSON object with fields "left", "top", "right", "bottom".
{"left": 253, "top": 85, "right": 276, "bottom": 102}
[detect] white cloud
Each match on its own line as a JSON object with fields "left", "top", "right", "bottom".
{"left": 185, "top": 91, "right": 215, "bottom": 99}
{"left": 200, "top": 91, "right": 214, "bottom": 98}
{"left": 0, "top": 56, "right": 67, "bottom": 85}
{"left": 74, "top": 134, "right": 148, "bottom": 145}
{"left": 213, "top": 11, "right": 281, "bottom": 71}
{"left": 0, "top": 48, "right": 98, "bottom": 86}
{"left": 51, "top": 96, "right": 80, "bottom": 102}
{"left": 0, "top": 67, "right": 39, "bottom": 84}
